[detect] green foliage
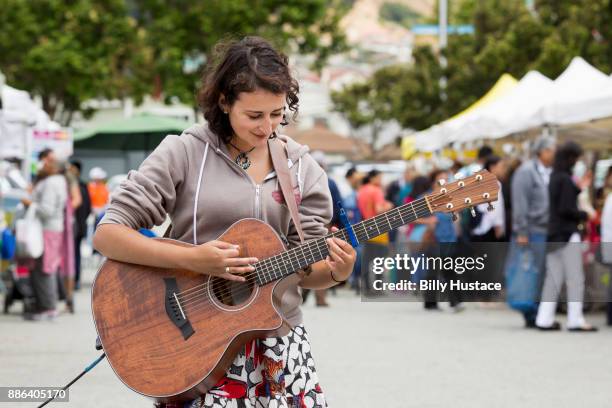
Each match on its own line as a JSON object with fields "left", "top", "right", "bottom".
{"left": 379, "top": 2, "right": 423, "bottom": 28}
{"left": 0, "top": 0, "right": 349, "bottom": 125}
{"left": 0, "top": 0, "right": 147, "bottom": 124}
{"left": 331, "top": 46, "right": 443, "bottom": 144}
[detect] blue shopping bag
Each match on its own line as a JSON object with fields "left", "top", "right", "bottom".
{"left": 505, "top": 244, "right": 540, "bottom": 312}
{"left": 1, "top": 228, "right": 16, "bottom": 260}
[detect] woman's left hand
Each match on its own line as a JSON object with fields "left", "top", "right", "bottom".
{"left": 325, "top": 226, "right": 357, "bottom": 282}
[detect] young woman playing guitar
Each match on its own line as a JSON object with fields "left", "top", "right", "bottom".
{"left": 93, "top": 36, "right": 356, "bottom": 408}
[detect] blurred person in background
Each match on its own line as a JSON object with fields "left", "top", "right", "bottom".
{"left": 458, "top": 145, "right": 494, "bottom": 242}
{"left": 505, "top": 136, "right": 555, "bottom": 328}
{"left": 600, "top": 170, "right": 612, "bottom": 326}
{"left": 456, "top": 145, "right": 493, "bottom": 179}
{"left": 358, "top": 169, "right": 392, "bottom": 294}
{"left": 404, "top": 176, "right": 435, "bottom": 288}
{"left": 502, "top": 157, "right": 523, "bottom": 242}
{"left": 471, "top": 156, "right": 507, "bottom": 242}
{"left": 595, "top": 166, "right": 612, "bottom": 209}
{"left": 470, "top": 156, "right": 508, "bottom": 305}
{"left": 422, "top": 169, "right": 463, "bottom": 311}
{"left": 21, "top": 149, "right": 67, "bottom": 320}
{"left": 535, "top": 141, "right": 597, "bottom": 332}
{"left": 358, "top": 169, "right": 393, "bottom": 230}
{"left": 386, "top": 165, "right": 416, "bottom": 244}
{"left": 344, "top": 167, "right": 363, "bottom": 293}
{"left": 69, "top": 160, "right": 91, "bottom": 291}
{"left": 56, "top": 161, "right": 80, "bottom": 313}
{"left": 404, "top": 175, "right": 434, "bottom": 243}
{"left": 591, "top": 166, "right": 612, "bottom": 243}
{"left": 88, "top": 166, "right": 109, "bottom": 226}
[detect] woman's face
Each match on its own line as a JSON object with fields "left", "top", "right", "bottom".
{"left": 224, "top": 89, "right": 286, "bottom": 148}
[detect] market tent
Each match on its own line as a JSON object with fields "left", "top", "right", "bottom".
{"left": 482, "top": 58, "right": 612, "bottom": 140}
{"left": 451, "top": 71, "right": 554, "bottom": 143}
{"left": 74, "top": 114, "right": 191, "bottom": 151}
{"left": 409, "top": 73, "right": 518, "bottom": 154}
{"left": 0, "top": 84, "right": 58, "bottom": 160}
{"left": 543, "top": 57, "right": 612, "bottom": 126}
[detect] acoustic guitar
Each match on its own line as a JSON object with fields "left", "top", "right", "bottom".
{"left": 92, "top": 169, "right": 499, "bottom": 403}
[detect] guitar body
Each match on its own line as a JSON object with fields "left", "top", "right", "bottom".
{"left": 92, "top": 219, "right": 289, "bottom": 403}
{"left": 92, "top": 169, "right": 500, "bottom": 404}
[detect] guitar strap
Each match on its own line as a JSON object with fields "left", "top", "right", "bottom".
{"left": 269, "top": 137, "right": 305, "bottom": 244}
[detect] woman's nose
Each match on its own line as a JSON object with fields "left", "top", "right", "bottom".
{"left": 260, "top": 117, "right": 273, "bottom": 134}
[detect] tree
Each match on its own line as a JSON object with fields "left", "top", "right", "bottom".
{"left": 0, "top": 0, "right": 349, "bottom": 124}
{"left": 331, "top": 46, "right": 444, "bottom": 147}
{"left": 0, "top": 0, "right": 149, "bottom": 125}
{"left": 131, "top": 0, "right": 349, "bottom": 107}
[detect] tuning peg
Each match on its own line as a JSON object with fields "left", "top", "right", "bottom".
{"left": 470, "top": 207, "right": 476, "bottom": 217}
{"left": 487, "top": 202, "right": 495, "bottom": 212}
{"left": 451, "top": 212, "right": 458, "bottom": 221}
{"left": 438, "top": 179, "right": 446, "bottom": 186}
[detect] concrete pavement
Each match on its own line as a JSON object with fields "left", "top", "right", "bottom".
{"left": 1, "top": 265, "right": 610, "bottom": 408}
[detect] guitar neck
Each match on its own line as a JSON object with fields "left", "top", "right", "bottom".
{"left": 255, "top": 197, "right": 432, "bottom": 285}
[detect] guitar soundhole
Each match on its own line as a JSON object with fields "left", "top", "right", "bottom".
{"left": 211, "top": 278, "right": 255, "bottom": 307}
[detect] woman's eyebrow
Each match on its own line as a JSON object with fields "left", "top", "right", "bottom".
{"left": 245, "top": 107, "right": 285, "bottom": 114}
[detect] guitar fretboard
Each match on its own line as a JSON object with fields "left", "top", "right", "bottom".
{"left": 255, "top": 197, "right": 431, "bottom": 285}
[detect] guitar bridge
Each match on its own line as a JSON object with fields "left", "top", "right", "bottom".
{"left": 164, "top": 278, "right": 195, "bottom": 340}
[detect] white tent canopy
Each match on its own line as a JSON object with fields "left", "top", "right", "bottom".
{"left": 543, "top": 57, "right": 612, "bottom": 126}
{"left": 413, "top": 74, "right": 519, "bottom": 152}
{"left": 411, "top": 57, "right": 612, "bottom": 152}
{"left": 452, "top": 71, "right": 555, "bottom": 143}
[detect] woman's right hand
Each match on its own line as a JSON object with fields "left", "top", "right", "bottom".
{"left": 182, "top": 240, "right": 258, "bottom": 282}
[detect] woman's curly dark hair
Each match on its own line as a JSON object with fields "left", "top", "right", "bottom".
{"left": 198, "top": 36, "right": 299, "bottom": 143}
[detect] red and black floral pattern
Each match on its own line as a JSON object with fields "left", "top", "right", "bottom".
{"left": 156, "top": 325, "right": 327, "bottom": 408}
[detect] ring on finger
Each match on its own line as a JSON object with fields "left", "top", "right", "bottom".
{"left": 225, "top": 266, "right": 230, "bottom": 274}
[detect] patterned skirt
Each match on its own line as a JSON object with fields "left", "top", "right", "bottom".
{"left": 155, "top": 325, "right": 327, "bottom": 408}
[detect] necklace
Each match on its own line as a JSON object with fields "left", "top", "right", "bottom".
{"left": 228, "top": 140, "right": 256, "bottom": 170}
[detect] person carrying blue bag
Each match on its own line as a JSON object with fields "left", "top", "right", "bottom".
{"left": 504, "top": 136, "right": 556, "bottom": 328}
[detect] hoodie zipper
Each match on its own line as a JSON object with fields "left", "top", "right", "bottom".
{"left": 255, "top": 184, "right": 261, "bottom": 220}
{"left": 214, "top": 146, "right": 265, "bottom": 220}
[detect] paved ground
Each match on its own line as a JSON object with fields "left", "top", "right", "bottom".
{"left": 1, "top": 264, "right": 611, "bottom": 408}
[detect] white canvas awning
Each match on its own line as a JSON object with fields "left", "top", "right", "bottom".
{"left": 451, "top": 71, "right": 555, "bottom": 143}
{"left": 543, "top": 57, "right": 612, "bottom": 126}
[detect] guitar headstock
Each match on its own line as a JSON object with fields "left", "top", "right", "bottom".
{"left": 425, "top": 169, "right": 499, "bottom": 217}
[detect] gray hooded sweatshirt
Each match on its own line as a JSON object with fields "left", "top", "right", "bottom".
{"left": 99, "top": 123, "right": 332, "bottom": 328}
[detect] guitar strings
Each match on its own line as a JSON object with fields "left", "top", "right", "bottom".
{"left": 176, "top": 197, "right": 432, "bottom": 303}
{"left": 175, "top": 196, "right": 438, "bottom": 308}
{"left": 173, "top": 199, "right": 424, "bottom": 306}
{"left": 177, "top": 176, "right": 495, "bottom": 311}
{"left": 175, "top": 199, "right": 435, "bottom": 311}
{"left": 175, "top": 196, "right": 435, "bottom": 302}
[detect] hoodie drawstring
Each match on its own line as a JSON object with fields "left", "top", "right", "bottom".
{"left": 297, "top": 157, "right": 303, "bottom": 196}
{"left": 193, "top": 142, "right": 209, "bottom": 245}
